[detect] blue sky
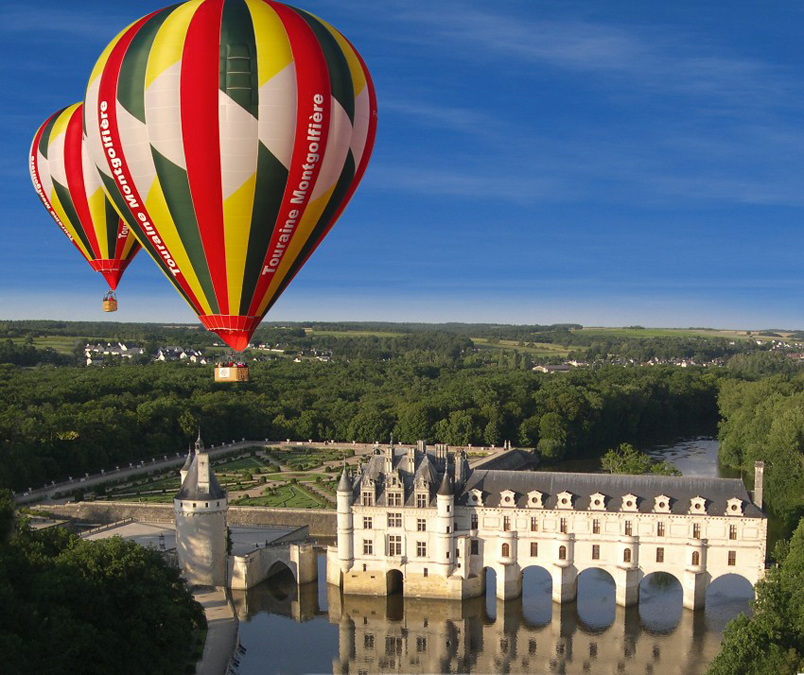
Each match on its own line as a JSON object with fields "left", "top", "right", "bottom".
{"left": 2, "top": 0, "right": 804, "bottom": 328}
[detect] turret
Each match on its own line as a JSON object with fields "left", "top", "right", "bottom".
{"left": 336, "top": 466, "right": 354, "bottom": 571}
{"left": 435, "top": 469, "right": 454, "bottom": 577}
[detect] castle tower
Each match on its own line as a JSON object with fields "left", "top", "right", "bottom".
{"left": 179, "top": 446, "right": 193, "bottom": 485}
{"left": 173, "top": 437, "right": 228, "bottom": 586}
{"left": 336, "top": 466, "right": 354, "bottom": 572}
{"left": 436, "top": 469, "right": 454, "bottom": 577}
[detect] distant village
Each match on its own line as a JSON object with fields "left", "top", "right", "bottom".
{"left": 82, "top": 342, "right": 333, "bottom": 367}
{"left": 82, "top": 336, "right": 804, "bottom": 370}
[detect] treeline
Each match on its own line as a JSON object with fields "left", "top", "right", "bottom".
{"left": 0, "top": 359, "right": 718, "bottom": 492}
{"left": 572, "top": 336, "right": 762, "bottom": 363}
{"left": 718, "top": 371, "right": 804, "bottom": 531}
{"left": 0, "top": 492, "right": 204, "bottom": 674}
{"left": 0, "top": 339, "right": 71, "bottom": 367}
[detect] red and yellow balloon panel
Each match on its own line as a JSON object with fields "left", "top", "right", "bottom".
{"left": 84, "top": 0, "right": 377, "bottom": 350}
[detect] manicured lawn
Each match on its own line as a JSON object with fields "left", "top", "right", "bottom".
{"left": 214, "top": 456, "right": 268, "bottom": 472}
{"left": 234, "top": 484, "right": 330, "bottom": 508}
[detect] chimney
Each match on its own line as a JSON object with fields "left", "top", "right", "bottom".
{"left": 753, "top": 461, "right": 764, "bottom": 509}
{"left": 407, "top": 447, "right": 416, "bottom": 473}
{"left": 385, "top": 445, "right": 394, "bottom": 474}
{"left": 417, "top": 440, "right": 426, "bottom": 454}
{"left": 198, "top": 452, "right": 210, "bottom": 492}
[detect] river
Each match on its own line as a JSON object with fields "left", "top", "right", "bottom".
{"left": 233, "top": 438, "right": 755, "bottom": 674}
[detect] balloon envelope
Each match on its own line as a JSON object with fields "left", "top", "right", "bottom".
{"left": 29, "top": 103, "right": 141, "bottom": 290}
{"left": 85, "top": 0, "right": 377, "bottom": 350}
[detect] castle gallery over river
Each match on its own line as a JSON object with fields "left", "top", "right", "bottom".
{"left": 173, "top": 439, "right": 766, "bottom": 611}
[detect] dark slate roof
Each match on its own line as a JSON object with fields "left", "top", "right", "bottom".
{"left": 354, "top": 449, "right": 446, "bottom": 507}
{"left": 175, "top": 453, "right": 226, "bottom": 501}
{"left": 180, "top": 451, "right": 193, "bottom": 472}
{"left": 460, "top": 470, "right": 763, "bottom": 518}
{"left": 437, "top": 471, "right": 453, "bottom": 496}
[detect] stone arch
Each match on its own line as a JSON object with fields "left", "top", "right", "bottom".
{"left": 705, "top": 573, "right": 754, "bottom": 630}
{"left": 575, "top": 567, "right": 616, "bottom": 631}
{"left": 263, "top": 560, "right": 296, "bottom": 601}
{"left": 520, "top": 564, "right": 552, "bottom": 626}
{"left": 266, "top": 559, "right": 295, "bottom": 582}
{"left": 386, "top": 568, "right": 404, "bottom": 595}
{"left": 638, "top": 571, "right": 683, "bottom": 632}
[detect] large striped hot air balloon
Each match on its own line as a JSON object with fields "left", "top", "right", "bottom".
{"left": 29, "top": 103, "right": 141, "bottom": 310}
{"left": 84, "top": 0, "right": 377, "bottom": 350}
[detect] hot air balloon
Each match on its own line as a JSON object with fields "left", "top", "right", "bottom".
{"left": 84, "top": 0, "right": 376, "bottom": 350}
{"left": 29, "top": 103, "right": 141, "bottom": 311}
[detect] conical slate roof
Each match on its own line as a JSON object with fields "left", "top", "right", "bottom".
{"left": 337, "top": 466, "right": 352, "bottom": 492}
{"left": 437, "top": 470, "right": 453, "bottom": 496}
{"left": 175, "top": 452, "right": 226, "bottom": 501}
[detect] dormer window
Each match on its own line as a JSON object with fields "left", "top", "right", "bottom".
{"left": 621, "top": 493, "right": 639, "bottom": 512}
{"left": 589, "top": 492, "right": 607, "bottom": 511}
{"left": 469, "top": 489, "right": 484, "bottom": 506}
{"left": 361, "top": 491, "right": 374, "bottom": 506}
{"left": 653, "top": 494, "right": 671, "bottom": 513}
{"left": 500, "top": 490, "right": 516, "bottom": 507}
{"left": 416, "top": 492, "right": 428, "bottom": 509}
{"left": 689, "top": 496, "right": 707, "bottom": 514}
{"left": 387, "top": 491, "right": 403, "bottom": 507}
{"left": 726, "top": 498, "right": 743, "bottom": 516}
{"left": 556, "top": 491, "right": 574, "bottom": 509}
{"left": 527, "top": 490, "right": 544, "bottom": 508}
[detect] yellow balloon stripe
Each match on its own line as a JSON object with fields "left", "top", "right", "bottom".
{"left": 317, "top": 19, "right": 366, "bottom": 96}
{"left": 120, "top": 231, "right": 138, "bottom": 259}
{"left": 144, "top": 180, "right": 214, "bottom": 315}
{"left": 256, "top": 183, "right": 336, "bottom": 315}
{"left": 86, "top": 186, "right": 109, "bottom": 257}
{"left": 87, "top": 22, "right": 133, "bottom": 88}
{"left": 48, "top": 188, "right": 93, "bottom": 261}
{"left": 246, "top": 0, "right": 293, "bottom": 87}
{"left": 145, "top": 0, "right": 201, "bottom": 88}
{"left": 50, "top": 105, "right": 79, "bottom": 147}
{"left": 223, "top": 172, "right": 256, "bottom": 314}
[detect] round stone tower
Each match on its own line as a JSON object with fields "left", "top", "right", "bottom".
{"left": 436, "top": 469, "right": 454, "bottom": 578}
{"left": 174, "top": 433, "right": 228, "bottom": 587}
{"left": 336, "top": 466, "right": 354, "bottom": 572}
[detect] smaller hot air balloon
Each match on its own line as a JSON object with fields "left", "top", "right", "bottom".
{"left": 29, "top": 103, "right": 141, "bottom": 311}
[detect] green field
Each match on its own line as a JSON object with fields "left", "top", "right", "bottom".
{"left": 472, "top": 338, "right": 572, "bottom": 357}
{"left": 575, "top": 327, "right": 771, "bottom": 341}
{"left": 304, "top": 328, "right": 405, "bottom": 338}
{"left": 11, "top": 335, "right": 91, "bottom": 355}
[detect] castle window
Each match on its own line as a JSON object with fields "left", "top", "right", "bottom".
{"left": 592, "top": 519, "right": 600, "bottom": 534}
{"left": 560, "top": 518, "right": 568, "bottom": 533}
{"left": 388, "top": 513, "right": 402, "bottom": 528}
{"left": 592, "top": 544, "right": 600, "bottom": 560}
{"left": 656, "top": 547, "right": 664, "bottom": 563}
{"left": 729, "top": 525, "right": 737, "bottom": 540}
{"left": 388, "top": 535, "right": 402, "bottom": 556}
{"left": 470, "top": 539, "right": 479, "bottom": 555}
{"left": 530, "top": 542, "right": 538, "bottom": 557}
{"left": 205, "top": 502, "right": 208, "bottom": 508}
{"left": 692, "top": 550, "right": 700, "bottom": 566}
{"left": 623, "top": 548, "right": 632, "bottom": 563}
{"left": 423, "top": 568, "right": 428, "bottom": 577}
{"left": 388, "top": 492, "right": 402, "bottom": 507}
{"left": 624, "top": 521, "right": 632, "bottom": 536}
{"left": 503, "top": 516, "right": 511, "bottom": 532}
{"left": 416, "top": 636, "right": 427, "bottom": 653}
{"left": 471, "top": 513, "right": 478, "bottom": 529}
{"left": 364, "top": 634, "right": 374, "bottom": 649}
{"left": 363, "top": 540, "right": 373, "bottom": 555}
{"left": 530, "top": 517, "right": 539, "bottom": 532}
{"left": 362, "top": 492, "right": 373, "bottom": 506}
{"left": 417, "top": 518, "right": 427, "bottom": 532}
{"left": 728, "top": 550, "right": 737, "bottom": 566}
{"left": 501, "top": 543, "right": 510, "bottom": 557}
{"left": 693, "top": 523, "right": 701, "bottom": 539}
{"left": 363, "top": 516, "right": 373, "bottom": 529}
{"left": 386, "top": 636, "right": 402, "bottom": 656}
{"left": 416, "top": 493, "right": 428, "bottom": 508}
{"left": 558, "top": 545, "right": 567, "bottom": 560}
{"left": 657, "top": 522, "right": 665, "bottom": 537}
{"left": 417, "top": 541, "right": 427, "bottom": 557}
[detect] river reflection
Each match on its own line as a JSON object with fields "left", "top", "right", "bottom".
{"left": 233, "top": 557, "right": 753, "bottom": 674}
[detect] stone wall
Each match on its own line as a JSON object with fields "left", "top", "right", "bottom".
{"left": 39, "top": 501, "right": 337, "bottom": 537}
